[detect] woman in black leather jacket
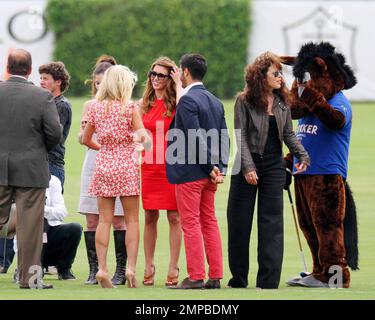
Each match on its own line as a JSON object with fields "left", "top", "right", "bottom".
{"left": 227, "top": 52, "right": 309, "bottom": 289}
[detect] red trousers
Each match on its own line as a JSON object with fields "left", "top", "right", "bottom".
{"left": 176, "top": 178, "right": 223, "bottom": 281}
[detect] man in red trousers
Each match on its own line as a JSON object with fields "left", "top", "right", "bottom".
{"left": 166, "top": 53, "right": 229, "bottom": 289}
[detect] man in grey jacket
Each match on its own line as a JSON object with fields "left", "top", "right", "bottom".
{"left": 0, "top": 49, "right": 62, "bottom": 289}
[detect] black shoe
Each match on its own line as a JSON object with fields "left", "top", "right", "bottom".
{"left": 111, "top": 230, "right": 127, "bottom": 285}
{"left": 0, "top": 266, "right": 8, "bottom": 274}
{"left": 169, "top": 277, "right": 204, "bottom": 289}
{"left": 204, "top": 279, "right": 221, "bottom": 289}
{"left": 84, "top": 231, "right": 98, "bottom": 285}
{"left": 227, "top": 278, "right": 247, "bottom": 288}
{"left": 20, "top": 283, "right": 54, "bottom": 289}
{"left": 58, "top": 269, "right": 76, "bottom": 280}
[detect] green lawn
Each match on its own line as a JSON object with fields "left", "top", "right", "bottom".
{"left": 1, "top": 98, "right": 374, "bottom": 300}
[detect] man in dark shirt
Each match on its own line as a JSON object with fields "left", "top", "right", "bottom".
{"left": 39, "top": 62, "right": 72, "bottom": 189}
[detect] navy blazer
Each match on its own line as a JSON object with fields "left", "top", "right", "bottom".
{"left": 166, "top": 84, "right": 229, "bottom": 184}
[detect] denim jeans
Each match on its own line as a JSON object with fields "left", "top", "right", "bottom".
{"left": 49, "top": 163, "right": 65, "bottom": 193}
{"left": 0, "top": 237, "right": 15, "bottom": 269}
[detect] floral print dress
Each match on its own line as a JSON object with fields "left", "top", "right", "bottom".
{"left": 87, "top": 100, "right": 139, "bottom": 197}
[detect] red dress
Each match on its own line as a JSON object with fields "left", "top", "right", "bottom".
{"left": 141, "top": 99, "right": 177, "bottom": 210}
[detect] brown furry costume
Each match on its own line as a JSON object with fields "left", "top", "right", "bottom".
{"left": 282, "top": 42, "right": 358, "bottom": 288}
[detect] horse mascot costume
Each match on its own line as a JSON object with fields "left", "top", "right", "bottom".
{"left": 282, "top": 42, "right": 359, "bottom": 288}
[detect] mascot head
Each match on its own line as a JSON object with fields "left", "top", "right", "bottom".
{"left": 282, "top": 41, "right": 357, "bottom": 100}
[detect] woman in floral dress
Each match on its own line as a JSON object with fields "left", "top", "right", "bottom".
{"left": 82, "top": 65, "right": 150, "bottom": 288}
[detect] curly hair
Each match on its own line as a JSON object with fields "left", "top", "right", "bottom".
{"left": 38, "top": 61, "right": 70, "bottom": 93}
{"left": 85, "top": 54, "right": 117, "bottom": 95}
{"left": 142, "top": 56, "right": 177, "bottom": 118}
{"left": 241, "top": 52, "right": 290, "bottom": 113}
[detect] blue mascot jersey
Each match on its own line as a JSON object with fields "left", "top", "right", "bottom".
{"left": 293, "top": 91, "right": 352, "bottom": 178}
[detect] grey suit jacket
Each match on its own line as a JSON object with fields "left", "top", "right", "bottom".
{"left": 0, "top": 76, "right": 62, "bottom": 188}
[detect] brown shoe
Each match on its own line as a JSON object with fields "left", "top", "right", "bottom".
{"left": 169, "top": 277, "right": 204, "bottom": 289}
{"left": 142, "top": 265, "right": 155, "bottom": 286}
{"left": 165, "top": 267, "right": 179, "bottom": 287}
{"left": 204, "top": 279, "right": 221, "bottom": 289}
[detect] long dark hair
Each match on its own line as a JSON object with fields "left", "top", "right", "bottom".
{"left": 241, "top": 51, "right": 290, "bottom": 113}
{"left": 85, "top": 54, "right": 117, "bottom": 96}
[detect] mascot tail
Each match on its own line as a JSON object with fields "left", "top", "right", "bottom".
{"left": 344, "top": 182, "right": 359, "bottom": 270}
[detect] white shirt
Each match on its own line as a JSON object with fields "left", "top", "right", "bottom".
{"left": 13, "top": 175, "right": 68, "bottom": 251}
{"left": 44, "top": 175, "right": 68, "bottom": 226}
{"left": 181, "top": 81, "right": 203, "bottom": 97}
{"left": 9, "top": 75, "right": 28, "bottom": 80}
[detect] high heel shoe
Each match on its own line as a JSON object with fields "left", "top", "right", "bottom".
{"left": 126, "top": 270, "right": 138, "bottom": 288}
{"left": 165, "top": 267, "right": 179, "bottom": 286}
{"left": 142, "top": 265, "right": 155, "bottom": 286}
{"left": 96, "top": 270, "right": 115, "bottom": 288}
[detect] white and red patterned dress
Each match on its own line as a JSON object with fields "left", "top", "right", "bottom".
{"left": 87, "top": 100, "right": 139, "bottom": 197}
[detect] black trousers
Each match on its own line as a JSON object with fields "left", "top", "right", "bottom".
{"left": 42, "top": 223, "right": 82, "bottom": 271}
{"left": 227, "top": 153, "right": 285, "bottom": 289}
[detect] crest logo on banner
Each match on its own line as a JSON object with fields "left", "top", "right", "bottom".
{"left": 8, "top": 6, "right": 48, "bottom": 44}
{"left": 0, "top": 1, "right": 52, "bottom": 83}
{"left": 282, "top": 6, "right": 357, "bottom": 71}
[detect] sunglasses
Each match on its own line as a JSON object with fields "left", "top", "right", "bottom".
{"left": 272, "top": 70, "right": 283, "bottom": 78}
{"left": 148, "top": 70, "right": 170, "bottom": 80}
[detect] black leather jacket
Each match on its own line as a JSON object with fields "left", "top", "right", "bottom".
{"left": 234, "top": 95, "right": 310, "bottom": 173}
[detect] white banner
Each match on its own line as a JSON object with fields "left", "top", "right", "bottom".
{"left": 0, "top": 0, "right": 53, "bottom": 85}
{"left": 249, "top": 0, "right": 374, "bottom": 101}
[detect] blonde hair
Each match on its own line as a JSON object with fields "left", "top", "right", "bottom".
{"left": 96, "top": 65, "right": 138, "bottom": 113}
{"left": 142, "top": 56, "right": 177, "bottom": 117}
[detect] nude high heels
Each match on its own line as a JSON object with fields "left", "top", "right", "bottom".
{"left": 96, "top": 270, "right": 115, "bottom": 288}
{"left": 126, "top": 270, "right": 138, "bottom": 288}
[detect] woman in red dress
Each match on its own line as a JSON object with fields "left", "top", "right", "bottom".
{"left": 140, "top": 56, "right": 182, "bottom": 286}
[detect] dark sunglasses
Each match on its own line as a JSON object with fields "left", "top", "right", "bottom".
{"left": 147, "top": 70, "right": 170, "bottom": 80}
{"left": 272, "top": 70, "right": 283, "bottom": 78}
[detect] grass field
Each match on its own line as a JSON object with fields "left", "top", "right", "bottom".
{"left": 1, "top": 98, "right": 374, "bottom": 300}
